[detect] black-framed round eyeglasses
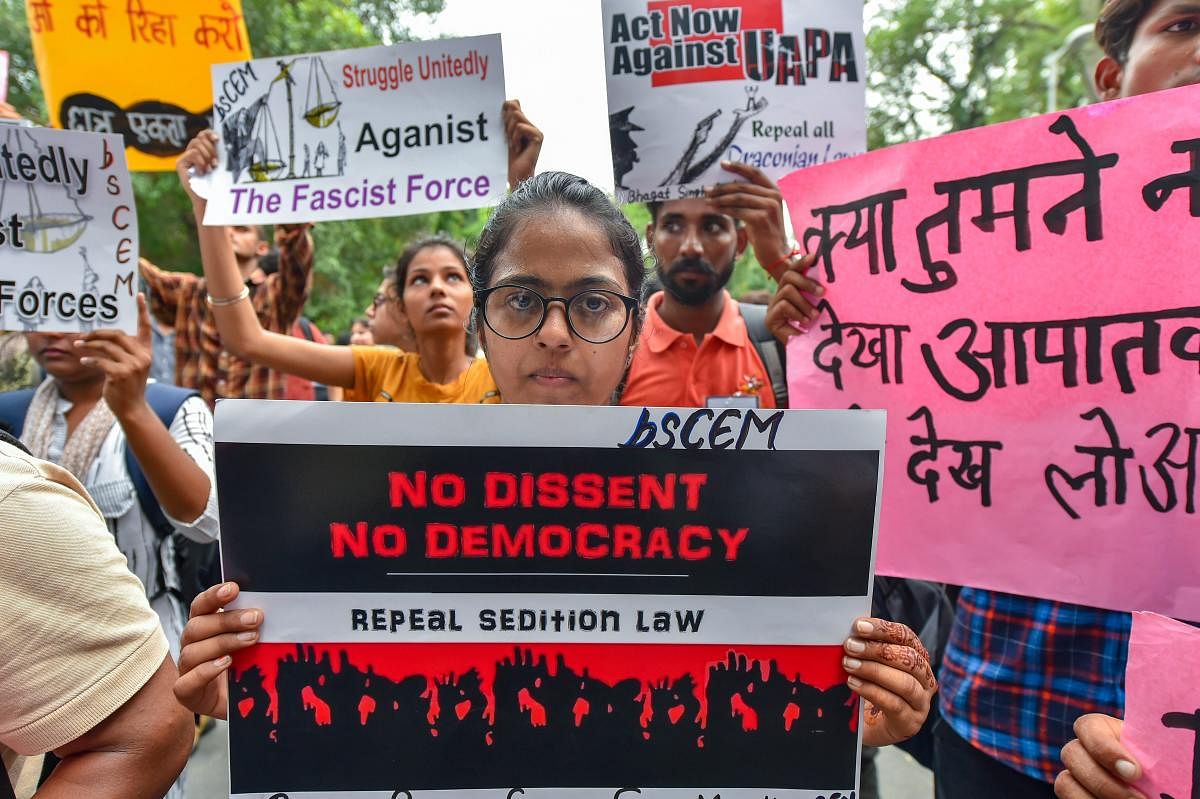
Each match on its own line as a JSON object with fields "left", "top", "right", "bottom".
{"left": 476, "top": 284, "right": 639, "bottom": 344}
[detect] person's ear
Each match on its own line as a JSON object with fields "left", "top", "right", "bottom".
{"left": 255, "top": 240, "right": 270, "bottom": 257}
{"left": 735, "top": 225, "right": 749, "bottom": 256}
{"left": 1095, "top": 55, "right": 1124, "bottom": 101}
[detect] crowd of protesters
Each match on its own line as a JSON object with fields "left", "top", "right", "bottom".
{"left": 0, "top": 0, "right": 1191, "bottom": 796}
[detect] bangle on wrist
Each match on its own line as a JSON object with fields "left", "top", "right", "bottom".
{"left": 205, "top": 286, "right": 250, "bottom": 307}
{"left": 765, "top": 246, "right": 804, "bottom": 275}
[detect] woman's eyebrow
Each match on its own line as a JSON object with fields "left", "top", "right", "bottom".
{"left": 491, "top": 272, "right": 550, "bottom": 290}
{"left": 492, "top": 274, "right": 626, "bottom": 294}
{"left": 564, "top": 275, "right": 625, "bottom": 293}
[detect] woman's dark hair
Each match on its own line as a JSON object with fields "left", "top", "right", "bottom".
{"left": 390, "top": 234, "right": 469, "bottom": 291}
{"left": 470, "top": 171, "right": 647, "bottom": 302}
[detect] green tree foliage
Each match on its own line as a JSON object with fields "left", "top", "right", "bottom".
{"left": 866, "top": 0, "right": 1097, "bottom": 148}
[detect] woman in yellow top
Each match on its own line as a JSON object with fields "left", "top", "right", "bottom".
{"left": 176, "top": 101, "right": 542, "bottom": 404}
{"left": 338, "top": 234, "right": 497, "bottom": 404}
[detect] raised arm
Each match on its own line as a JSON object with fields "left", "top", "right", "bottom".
{"left": 75, "top": 295, "right": 215, "bottom": 529}
{"left": 502, "top": 99, "right": 543, "bottom": 189}
{"left": 176, "top": 131, "right": 356, "bottom": 388}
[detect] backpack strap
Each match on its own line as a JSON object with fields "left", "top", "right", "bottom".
{"left": 739, "top": 302, "right": 788, "bottom": 408}
{"left": 297, "top": 316, "right": 315, "bottom": 341}
{"left": 0, "top": 388, "right": 37, "bottom": 438}
{"left": 0, "top": 428, "right": 31, "bottom": 455}
{"left": 125, "top": 383, "right": 200, "bottom": 540}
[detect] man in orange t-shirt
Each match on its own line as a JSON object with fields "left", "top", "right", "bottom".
{"left": 619, "top": 161, "right": 823, "bottom": 409}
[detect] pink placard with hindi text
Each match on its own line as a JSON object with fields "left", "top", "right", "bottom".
{"left": 779, "top": 83, "right": 1200, "bottom": 619}
{"left": 1124, "top": 612, "right": 1200, "bottom": 797}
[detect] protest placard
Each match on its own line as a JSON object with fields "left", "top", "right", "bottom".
{"left": 1123, "top": 612, "right": 1200, "bottom": 799}
{"left": 0, "top": 125, "right": 138, "bottom": 334}
{"left": 26, "top": 0, "right": 251, "bottom": 172}
{"left": 196, "top": 35, "right": 507, "bottom": 226}
{"left": 215, "top": 401, "right": 883, "bottom": 799}
{"left": 600, "top": 0, "right": 865, "bottom": 204}
{"left": 778, "top": 83, "right": 1200, "bottom": 619}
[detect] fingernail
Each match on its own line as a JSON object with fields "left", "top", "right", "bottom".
{"left": 217, "top": 582, "right": 235, "bottom": 598}
{"left": 843, "top": 657, "right": 862, "bottom": 671}
{"left": 213, "top": 655, "right": 232, "bottom": 668}
{"left": 237, "top": 631, "right": 258, "bottom": 642}
{"left": 72, "top": 339, "right": 85, "bottom": 346}
{"left": 720, "top": 159, "right": 731, "bottom": 167}
{"left": 845, "top": 638, "right": 866, "bottom": 654}
{"left": 808, "top": 309, "right": 820, "bottom": 321}
{"left": 856, "top": 619, "right": 874, "bottom": 635}
{"left": 846, "top": 675, "right": 863, "bottom": 689}
{"left": 240, "top": 610, "right": 259, "bottom": 625}
{"left": 1115, "top": 759, "right": 1138, "bottom": 779}
{"left": 814, "top": 285, "right": 825, "bottom": 296}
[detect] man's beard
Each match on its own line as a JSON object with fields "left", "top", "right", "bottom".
{"left": 658, "top": 256, "right": 734, "bottom": 306}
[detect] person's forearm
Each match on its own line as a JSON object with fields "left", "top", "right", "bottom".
{"left": 194, "top": 208, "right": 270, "bottom": 360}
{"left": 750, "top": 234, "right": 792, "bottom": 281}
{"left": 117, "top": 403, "right": 211, "bottom": 523}
{"left": 36, "top": 658, "right": 193, "bottom": 799}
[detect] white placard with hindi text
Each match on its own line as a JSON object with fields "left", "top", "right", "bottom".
{"left": 198, "top": 35, "right": 507, "bottom": 225}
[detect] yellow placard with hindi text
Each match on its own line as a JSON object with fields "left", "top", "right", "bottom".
{"left": 26, "top": 0, "right": 251, "bottom": 171}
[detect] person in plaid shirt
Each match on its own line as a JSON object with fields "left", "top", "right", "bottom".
{"left": 139, "top": 141, "right": 315, "bottom": 408}
{"left": 936, "top": 2, "right": 1200, "bottom": 795}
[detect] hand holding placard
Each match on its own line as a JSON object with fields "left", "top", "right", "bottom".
{"left": 175, "top": 130, "right": 219, "bottom": 213}
{"left": 704, "top": 160, "right": 791, "bottom": 276}
{"left": 503, "top": 99, "right": 542, "bottom": 188}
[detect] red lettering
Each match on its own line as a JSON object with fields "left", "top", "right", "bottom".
{"left": 111, "top": 204, "right": 131, "bottom": 230}
{"left": 116, "top": 238, "right": 133, "bottom": 264}
{"left": 539, "top": 524, "right": 572, "bottom": 557}
{"left": 573, "top": 473, "right": 605, "bottom": 508}
{"left": 389, "top": 471, "right": 427, "bottom": 508}
{"left": 425, "top": 523, "right": 459, "bottom": 557}
{"left": 639, "top": 473, "right": 675, "bottom": 510}
{"left": 493, "top": 523, "right": 535, "bottom": 557}
{"left": 106, "top": 174, "right": 121, "bottom": 196}
{"left": 680, "top": 473, "right": 709, "bottom": 510}
{"left": 330, "top": 521, "right": 368, "bottom": 558}
{"left": 612, "top": 524, "right": 642, "bottom": 559}
{"left": 485, "top": 472, "right": 517, "bottom": 508}
{"left": 371, "top": 524, "right": 407, "bottom": 557}
{"left": 678, "top": 525, "right": 712, "bottom": 560}
{"left": 576, "top": 523, "right": 610, "bottom": 559}
{"left": 102, "top": 137, "right": 115, "bottom": 169}
{"left": 431, "top": 473, "right": 466, "bottom": 507}
{"left": 461, "top": 524, "right": 488, "bottom": 556}
{"left": 537, "top": 472, "right": 569, "bottom": 508}
{"left": 718, "top": 527, "right": 750, "bottom": 560}
{"left": 519, "top": 473, "right": 534, "bottom": 506}
{"left": 608, "top": 475, "right": 635, "bottom": 508}
{"left": 644, "top": 527, "right": 674, "bottom": 559}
